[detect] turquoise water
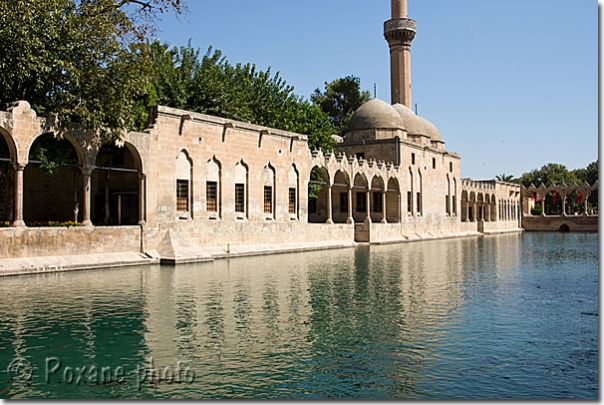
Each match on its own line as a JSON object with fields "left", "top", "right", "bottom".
{"left": 0, "top": 233, "right": 598, "bottom": 399}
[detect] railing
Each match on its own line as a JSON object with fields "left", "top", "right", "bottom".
{"left": 384, "top": 18, "right": 416, "bottom": 34}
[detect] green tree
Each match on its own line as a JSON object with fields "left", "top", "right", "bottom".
{"left": 0, "top": 0, "right": 183, "bottom": 141}
{"left": 311, "top": 75, "right": 371, "bottom": 135}
{"left": 146, "top": 40, "right": 335, "bottom": 153}
{"left": 519, "top": 163, "right": 578, "bottom": 188}
{"left": 495, "top": 173, "right": 517, "bottom": 183}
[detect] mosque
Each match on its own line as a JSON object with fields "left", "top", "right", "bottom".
{"left": 0, "top": 0, "right": 524, "bottom": 271}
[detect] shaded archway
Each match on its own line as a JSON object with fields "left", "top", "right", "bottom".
{"left": 0, "top": 131, "right": 14, "bottom": 224}
{"left": 92, "top": 142, "right": 143, "bottom": 225}
{"left": 332, "top": 170, "right": 351, "bottom": 223}
{"left": 461, "top": 190, "right": 468, "bottom": 222}
{"left": 468, "top": 192, "right": 476, "bottom": 222}
{"left": 477, "top": 193, "right": 484, "bottom": 221}
{"left": 370, "top": 175, "right": 385, "bottom": 223}
{"left": 353, "top": 172, "right": 369, "bottom": 223}
{"left": 386, "top": 177, "right": 401, "bottom": 223}
{"left": 559, "top": 224, "right": 570, "bottom": 232}
{"left": 308, "top": 166, "right": 329, "bottom": 223}
{"left": 24, "top": 133, "right": 83, "bottom": 225}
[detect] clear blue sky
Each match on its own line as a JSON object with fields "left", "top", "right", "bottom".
{"left": 151, "top": 0, "right": 598, "bottom": 180}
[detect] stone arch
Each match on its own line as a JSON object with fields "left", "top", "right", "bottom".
{"left": 559, "top": 224, "right": 570, "bottom": 232}
{"left": 92, "top": 142, "right": 143, "bottom": 225}
{"left": 23, "top": 133, "right": 84, "bottom": 225}
{"left": 352, "top": 172, "right": 369, "bottom": 223}
{"left": 0, "top": 126, "right": 17, "bottom": 163}
{"left": 386, "top": 177, "right": 401, "bottom": 223}
{"left": 370, "top": 175, "right": 385, "bottom": 222}
{"left": 234, "top": 160, "right": 249, "bottom": 219}
{"left": 332, "top": 170, "right": 351, "bottom": 223}
{"left": 308, "top": 165, "right": 329, "bottom": 223}
{"left": 206, "top": 156, "right": 221, "bottom": 218}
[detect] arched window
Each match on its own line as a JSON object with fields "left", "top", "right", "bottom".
{"left": 175, "top": 150, "right": 192, "bottom": 219}
{"left": 263, "top": 164, "right": 276, "bottom": 219}
{"left": 234, "top": 160, "right": 248, "bottom": 219}
{"left": 206, "top": 157, "right": 221, "bottom": 218}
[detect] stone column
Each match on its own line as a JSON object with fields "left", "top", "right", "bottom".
{"left": 326, "top": 185, "right": 333, "bottom": 224}
{"left": 584, "top": 192, "right": 590, "bottom": 215}
{"left": 81, "top": 168, "right": 93, "bottom": 226}
{"left": 138, "top": 173, "right": 146, "bottom": 225}
{"left": 381, "top": 191, "right": 387, "bottom": 224}
{"left": 12, "top": 163, "right": 26, "bottom": 227}
{"left": 346, "top": 186, "right": 353, "bottom": 224}
{"left": 561, "top": 193, "right": 567, "bottom": 216}
{"left": 365, "top": 190, "right": 371, "bottom": 222}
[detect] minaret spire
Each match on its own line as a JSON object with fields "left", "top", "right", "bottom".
{"left": 384, "top": 0, "right": 416, "bottom": 108}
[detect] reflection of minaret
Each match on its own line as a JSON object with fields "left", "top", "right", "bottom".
{"left": 384, "top": 0, "right": 416, "bottom": 108}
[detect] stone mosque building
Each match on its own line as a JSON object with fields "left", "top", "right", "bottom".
{"left": 0, "top": 0, "right": 525, "bottom": 272}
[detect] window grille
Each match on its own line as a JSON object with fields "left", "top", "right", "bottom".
{"left": 340, "top": 192, "right": 348, "bottom": 213}
{"left": 235, "top": 184, "right": 245, "bottom": 213}
{"left": 176, "top": 180, "right": 189, "bottom": 212}
{"left": 373, "top": 192, "right": 382, "bottom": 213}
{"left": 356, "top": 192, "right": 366, "bottom": 213}
{"left": 206, "top": 181, "right": 217, "bottom": 212}
{"left": 416, "top": 192, "right": 421, "bottom": 213}
{"left": 264, "top": 186, "right": 273, "bottom": 214}
{"left": 289, "top": 188, "right": 296, "bottom": 214}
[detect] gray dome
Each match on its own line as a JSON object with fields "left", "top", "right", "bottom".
{"left": 348, "top": 99, "right": 404, "bottom": 131}
{"left": 392, "top": 103, "right": 442, "bottom": 142}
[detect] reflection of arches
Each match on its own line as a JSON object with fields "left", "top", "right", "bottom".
{"left": 24, "top": 134, "right": 82, "bottom": 224}
{"left": 92, "top": 142, "right": 143, "bottom": 225}
{"left": 559, "top": 224, "right": 570, "bottom": 232}
{"left": 206, "top": 157, "right": 221, "bottom": 218}
{"left": 175, "top": 150, "right": 193, "bottom": 218}
{"left": 386, "top": 177, "right": 401, "bottom": 223}
{"left": 353, "top": 172, "right": 369, "bottom": 223}
{"left": 308, "top": 166, "right": 329, "bottom": 223}
{"left": 235, "top": 160, "right": 249, "bottom": 219}
{"left": 263, "top": 163, "right": 276, "bottom": 219}
{"left": 332, "top": 170, "right": 351, "bottom": 223}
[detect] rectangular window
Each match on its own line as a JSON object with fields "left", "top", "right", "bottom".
{"left": 411, "top": 153, "right": 415, "bottom": 165}
{"left": 206, "top": 181, "right": 217, "bottom": 212}
{"left": 340, "top": 192, "right": 348, "bottom": 213}
{"left": 264, "top": 186, "right": 273, "bottom": 214}
{"left": 356, "top": 192, "right": 366, "bottom": 213}
{"left": 373, "top": 192, "right": 382, "bottom": 213}
{"left": 449, "top": 162, "right": 453, "bottom": 172}
{"left": 289, "top": 188, "right": 296, "bottom": 214}
{"left": 176, "top": 180, "right": 189, "bottom": 212}
{"left": 309, "top": 198, "right": 317, "bottom": 214}
{"left": 432, "top": 158, "right": 436, "bottom": 169}
{"left": 416, "top": 192, "right": 421, "bottom": 213}
{"left": 235, "top": 184, "right": 245, "bottom": 213}
{"left": 407, "top": 191, "right": 412, "bottom": 212}
{"left": 446, "top": 195, "right": 450, "bottom": 214}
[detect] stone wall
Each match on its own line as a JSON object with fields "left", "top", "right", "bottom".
{"left": 522, "top": 215, "right": 598, "bottom": 232}
{"left": 0, "top": 226, "right": 142, "bottom": 258}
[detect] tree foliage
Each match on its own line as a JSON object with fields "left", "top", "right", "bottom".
{"left": 495, "top": 173, "right": 517, "bottom": 183}
{"left": 0, "top": 0, "right": 183, "bottom": 141}
{"left": 311, "top": 75, "right": 371, "bottom": 135}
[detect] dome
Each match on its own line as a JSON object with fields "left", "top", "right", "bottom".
{"left": 392, "top": 103, "right": 442, "bottom": 142}
{"left": 348, "top": 99, "right": 404, "bottom": 131}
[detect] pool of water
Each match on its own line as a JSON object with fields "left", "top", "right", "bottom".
{"left": 0, "top": 232, "right": 598, "bottom": 399}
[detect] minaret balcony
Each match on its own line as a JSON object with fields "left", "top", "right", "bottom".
{"left": 384, "top": 18, "right": 416, "bottom": 35}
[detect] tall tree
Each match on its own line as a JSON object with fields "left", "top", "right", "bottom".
{"left": 495, "top": 173, "right": 517, "bottom": 183}
{"left": 311, "top": 75, "right": 371, "bottom": 135}
{"left": 0, "top": 0, "right": 184, "bottom": 141}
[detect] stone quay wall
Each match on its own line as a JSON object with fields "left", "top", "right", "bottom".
{"left": 522, "top": 215, "right": 598, "bottom": 232}
{"left": 0, "top": 226, "right": 142, "bottom": 259}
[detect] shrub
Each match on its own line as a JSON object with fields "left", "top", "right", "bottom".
{"left": 531, "top": 203, "right": 542, "bottom": 216}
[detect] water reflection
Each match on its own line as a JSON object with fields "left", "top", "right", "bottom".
{"left": 0, "top": 233, "right": 597, "bottom": 399}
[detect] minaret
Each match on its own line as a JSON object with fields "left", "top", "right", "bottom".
{"left": 384, "top": 0, "right": 416, "bottom": 108}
